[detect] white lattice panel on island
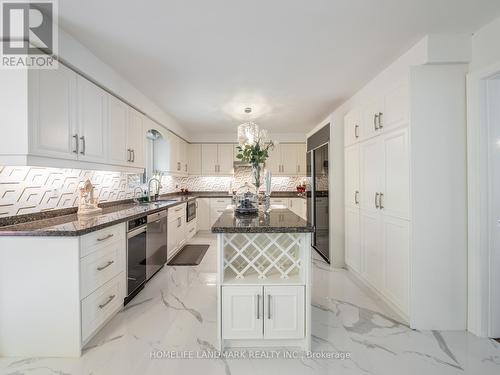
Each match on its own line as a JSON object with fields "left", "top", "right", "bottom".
{"left": 223, "top": 233, "right": 303, "bottom": 281}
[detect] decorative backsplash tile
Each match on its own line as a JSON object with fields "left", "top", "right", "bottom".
{"left": 0, "top": 166, "right": 306, "bottom": 218}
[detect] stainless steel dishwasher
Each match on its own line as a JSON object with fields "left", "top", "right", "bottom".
{"left": 146, "top": 210, "right": 168, "bottom": 280}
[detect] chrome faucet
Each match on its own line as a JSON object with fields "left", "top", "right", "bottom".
{"left": 148, "top": 177, "right": 162, "bottom": 201}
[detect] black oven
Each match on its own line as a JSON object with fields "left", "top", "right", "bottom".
{"left": 187, "top": 199, "right": 196, "bottom": 222}
{"left": 126, "top": 216, "right": 147, "bottom": 305}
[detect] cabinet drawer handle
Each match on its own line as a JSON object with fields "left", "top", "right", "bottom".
{"left": 127, "top": 149, "right": 131, "bottom": 162}
{"left": 379, "top": 192, "right": 384, "bottom": 209}
{"left": 267, "top": 294, "right": 271, "bottom": 319}
{"left": 378, "top": 112, "right": 383, "bottom": 129}
{"left": 98, "top": 295, "right": 116, "bottom": 309}
{"left": 79, "top": 136, "right": 86, "bottom": 155}
{"left": 375, "top": 192, "right": 380, "bottom": 209}
{"left": 175, "top": 206, "right": 183, "bottom": 212}
{"left": 355, "top": 191, "right": 359, "bottom": 205}
{"left": 96, "top": 260, "right": 114, "bottom": 271}
{"left": 355, "top": 124, "right": 359, "bottom": 138}
{"left": 72, "top": 134, "right": 79, "bottom": 154}
{"left": 97, "top": 233, "right": 114, "bottom": 242}
{"left": 132, "top": 149, "right": 135, "bottom": 162}
{"left": 257, "top": 294, "right": 260, "bottom": 319}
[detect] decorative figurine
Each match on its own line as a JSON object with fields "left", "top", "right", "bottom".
{"left": 77, "top": 179, "right": 102, "bottom": 216}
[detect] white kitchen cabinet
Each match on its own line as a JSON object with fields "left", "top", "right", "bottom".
{"left": 345, "top": 144, "right": 360, "bottom": 208}
{"left": 288, "top": 198, "right": 306, "bottom": 220}
{"left": 188, "top": 144, "right": 202, "bottom": 175}
{"left": 266, "top": 143, "right": 306, "bottom": 176}
{"left": 266, "top": 143, "right": 282, "bottom": 175}
{"left": 197, "top": 198, "right": 210, "bottom": 230}
{"left": 167, "top": 204, "right": 187, "bottom": 260}
{"left": 382, "top": 128, "right": 410, "bottom": 220}
{"left": 344, "top": 109, "right": 361, "bottom": 147}
{"left": 281, "top": 144, "right": 298, "bottom": 175}
{"left": 383, "top": 216, "right": 409, "bottom": 313}
{"left": 107, "top": 95, "right": 128, "bottom": 165}
{"left": 296, "top": 143, "right": 307, "bottom": 176}
{"left": 201, "top": 144, "right": 234, "bottom": 175}
{"left": 270, "top": 197, "right": 289, "bottom": 208}
{"left": 345, "top": 206, "right": 361, "bottom": 274}
{"left": 201, "top": 144, "right": 218, "bottom": 174}
{"left": 264, "top": 286, "right": 304, "bottom": 339}
{"left": 222, "top": 286, "right": 263, "bottom": 340}
{"left": 127, "top": 108, "right": 145, "bottom": 168}
{"left": 222, "top": 285, "right": 305, "bottom": 341}
{"left": 28, "top": 64, "right": 78, "bottom": 160}
{"left": 383, "top": 81, "right": 409, "bottom": 131}
{"left": 218, "top": 144, "right": 235, "bottom": 174}
{"left": 210, "top": 198, "right": 231, "bottom": 226}
{"left": 360, "top": 137, "right": 384, "bottom": 212}
{"left": 362, "top": 97, "right": 384, "bottom": 141}
{"left": 360, "top": 209, "right": 383, "bottom": 289}
{"left": 76, "top": 76, "right": 108, "bottom": 164}
{"left": 179, "top": 139, "right": 188, "bottom": 174}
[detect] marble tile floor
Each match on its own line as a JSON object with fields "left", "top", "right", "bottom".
{"left": 1, "top": 233, "right": 499, "bottom": 375}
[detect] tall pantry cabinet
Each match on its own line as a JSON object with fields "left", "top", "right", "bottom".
{"left": 344, "top": 64, "right": 468, "bottom": 330}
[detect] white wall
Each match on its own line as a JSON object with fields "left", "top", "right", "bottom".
{"left": 470, "top": 16, "right": 500, "bottom": 72}
{"left": 58, "top": 28, "right": 189, "bottom": 141}
{"left": 466, "top": 15, "right": 500, "bottom": 337}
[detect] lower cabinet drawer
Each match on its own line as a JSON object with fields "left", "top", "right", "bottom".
{"left": 80, "top": 224, "right": 125, "bottom": 258}
{"left": 186, "top": 219, "right": 197, "bottom": 240}
{"left": 81, "top": 273, "right": 125, "bottom": 343}
{"left": 80, "top": 240, "right": 125, "bottom": 299}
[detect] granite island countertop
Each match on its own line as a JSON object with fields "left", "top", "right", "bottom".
{"left": 211, "top": 208, "right": 314, "bottom": 233}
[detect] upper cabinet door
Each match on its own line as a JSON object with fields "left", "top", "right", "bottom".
{"left": 344, "top": 110, "right": 361, "bottom": 147}
{"left": 266, "top": 143, "right": 281, "bottom": 175}
{"left": 77, "top": 76, "right": 108, "bottom": 163}
{"left": 296, "top": 143, "right": 307, "bottom": 176}
{"left": 218, "top": 144, "right": 234, "bottom": 175}
{"left": 29, "top": 64, "right": 78, "bottom": 159}
{"left": 127, "top": 108, "right": 145, "bottom": 168}
{"left": 201, "top": 144, "right": 218, "bottom": 175}
{"left": 362, "top": 97, "right": 384, "bottom": 141}
{"left": 345, "top": 144, "right": 360, "bottom": 207}
{"left": 188, "top": 144, "right": 202, "bottom": 175}
{"left": 281, "top": 144, "right": 298, "bottom": 175}
{"left": 179, "top": 139, "right": 188, "bottom": 174}
{"left": 383, "top": 81, "right": 409, "bottom": 131}
{"left": 264, "top": 286, "right": 304, "bottom": 339}
{"left": 107, "top": 95, "right": 129, "bottom": 166}
{"left": 382, "top": 128, "right": 410, "bottom": 220}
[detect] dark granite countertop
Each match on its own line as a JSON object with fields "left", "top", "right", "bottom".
{"left": 0, "top": 196, "right": 196, "bottom": 237}
{"left": 0, "top": 191, "right": 304, "bottom": 237}
{"left": 211, "top": 208, "right": 314, "bottom": 233}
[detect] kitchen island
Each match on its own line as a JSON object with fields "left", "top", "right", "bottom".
{"left": 212, "top": 208, "right": 314, "bottom": 351}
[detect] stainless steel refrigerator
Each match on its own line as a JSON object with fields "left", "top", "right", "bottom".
{"left": 307, "top": 124, "right": 330, "bottom": 263}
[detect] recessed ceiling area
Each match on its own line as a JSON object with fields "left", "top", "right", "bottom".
{"left": 58, "top": 0, "right": 500, "bottom": 137}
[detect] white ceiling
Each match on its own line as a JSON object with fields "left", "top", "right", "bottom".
{"left": 59, "top": 0, "right": 500, "bottom": 136}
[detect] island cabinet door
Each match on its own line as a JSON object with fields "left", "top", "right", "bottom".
{"left": 222, "top": 286, "right": 263, "bottom": 340}
{"left": 264, "top": 286, "right": 305, "bottom": 339}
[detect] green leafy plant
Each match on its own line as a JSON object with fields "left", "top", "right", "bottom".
{"left": 236, "top": 140, "right": 274, "bottom": 190}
